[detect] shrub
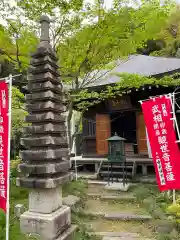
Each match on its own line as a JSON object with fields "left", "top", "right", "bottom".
{"left": 167, "top": 203, "right": 180, "bottom": 220}
{"left": 10, "top": 158, "right": 21, "bottom": 178}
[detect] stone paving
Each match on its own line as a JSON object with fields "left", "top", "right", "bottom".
{"left": 85, "top": 181, "right": 154, "bottom": 240}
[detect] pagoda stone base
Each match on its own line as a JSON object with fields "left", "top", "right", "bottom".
{"left": 20, "top": 206, "right": 71, "bottom": 240}
{"left": 29, "top": 187, "right": 62, "bottom": 214}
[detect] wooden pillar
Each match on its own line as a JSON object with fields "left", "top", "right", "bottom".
{"left": 136, "top": 112, "right": 148, "bottom": 155}
{"left": 96, "top": 114, "right": 111, "bottom": 156}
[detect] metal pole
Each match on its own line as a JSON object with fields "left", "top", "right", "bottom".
{"left": 0, "top": 74, "right": 22, "bottom": 82}
{"left": 6, "top": 74, "right": 12, "bottom": 240}
{"left": 169, "top": 92, "right": 180, "bottom": 204}
{"left": 172, "top": 93, "right": 180, "bottom": 142}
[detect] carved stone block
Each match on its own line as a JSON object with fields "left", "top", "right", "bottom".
{"left": 27, "top": 72, "right": 60, "bottom": 84}
{"left": 20, "top": 206, "right": 71, "bottom": 240}
{"left": 20, "top": 149, "right": 69, "bottom": 161}
{"left": 17, "top": 172, "right": 72, "bottom": 188}
{"left": 23, "top": 123, "right": 66, "bottom": 134}
{"left": 19, "top": 161, "right": 70, "bottom": 175}
{"left": 25, "top": 112, "right": 65, "bottom": 123}
{"left": 21, "top": 135, "right": 67, "bottom": 147}
{"left": 27, "top": 101, "right": 65, "bottom": 113}
{"left": 29, "top": 187, "right": 62, "bottom": 213}
{"left": 26, "top": 90, "right": 61, "bottom": 102}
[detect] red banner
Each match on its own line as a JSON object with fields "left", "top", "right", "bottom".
{"left": 142, "top": 95, "right": 180, "bottom": 191}
{"left": 0, "top": 81, "right": 9, "bottom": 212}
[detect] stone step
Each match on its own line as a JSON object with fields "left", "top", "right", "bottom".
{"left": 88, "top": 180, "right": 108, "bottom": 185}
{"left": 103, "top": 237, "right": 148, "bottom": 240}
{"left": 92, "top": 232, "right": 150, "bottom": 240}
{"left": 101, "top": 165, "right": 134, "bottom": 169}
{"left": 87, "top": 193, "right": 136, "bottom": 202}
{"left": 104, "top": 213, "right": 152, "bottom": 221}
{"left": 100, "top": 171, "right": 132, "bottom": 176}
{"left": 104, "top": 183, "right": 130, "bottom": 192}
{"left": 88, "top": 211, "right": 152, "bottom": 221}
{"left": 101, "top": 195, "right": 136, "bottom": 201}
{"left": 77, "top": 173, "right": 97, "bottom": 180}
{"left": 96, "top": 232, "right": 140, "bottom": 237}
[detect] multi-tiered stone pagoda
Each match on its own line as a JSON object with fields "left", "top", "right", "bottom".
{"left": 17, "top": 15, "right": 76, "bottom": 240}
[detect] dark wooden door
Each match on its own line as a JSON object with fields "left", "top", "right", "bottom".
{"left": 96, "top": 114, "right": 111, "bottom": 155}
{"left": 136, "top": 112, "right": 148, "bottom": 155}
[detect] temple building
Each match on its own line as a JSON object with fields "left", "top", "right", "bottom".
{"left": 71, "top": 54, "right": 180, "bottom": 180}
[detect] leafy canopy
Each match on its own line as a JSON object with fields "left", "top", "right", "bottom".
{"left": 74, "top": 73, "right": 180, "bottom": 111}
{"left": 58, "top": 0, "right": 175, "bottom": 90}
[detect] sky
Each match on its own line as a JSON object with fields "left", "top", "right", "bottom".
{"left": 1, "top": 0, "right": 180, "bottom": 25}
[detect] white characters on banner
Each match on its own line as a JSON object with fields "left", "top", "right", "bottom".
{"left": 151, "top": 101, "right": 175, "bottom": 184}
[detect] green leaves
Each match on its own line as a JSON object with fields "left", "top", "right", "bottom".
{"left": 12, "top": 87, "right": 27, "bottom": 137}
{"left": 0, "top": 19, "right": 38, "bottom": 70}
{"left": 75, "top": 73, "right": 180, "bottom": 111}
{"left": 59, "top": 0, "right": 174, "bottom": 91}
{"left": 0, "top": 209, "right": 6, "bottom": 229}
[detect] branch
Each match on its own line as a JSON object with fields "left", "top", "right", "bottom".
{"left": 53, "top": 17, "right": 66, "bottom": 50}
{"left": 6, "top": 19, "right": 23, "bottom": 70}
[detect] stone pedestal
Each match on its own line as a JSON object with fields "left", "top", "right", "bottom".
{"left": 21, "top": 206, "right": 71, "bottom": 240}
{"left": 29, "top": 188, "right": 62, "bottom": 214}
{"left": 17, "top": 15, "right": 76, "bottom": 239}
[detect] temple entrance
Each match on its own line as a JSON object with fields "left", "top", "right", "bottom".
{"left": 111, "top": 111, "right": 136, "bottom": 142}
{"left": 111, "top": 111, "right": 136, "bottom": 156}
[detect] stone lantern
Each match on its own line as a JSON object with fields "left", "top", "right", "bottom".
{"left": 107, "top": 133, "right": 126, "bottom": 162}
{"left": 107, "top": 133, "right": 127, "bottom": 185}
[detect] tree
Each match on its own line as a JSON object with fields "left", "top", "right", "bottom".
{"left": 0, "top": 0, "right": 176, "bottom": 148}
{"left": 57, "top": 0, "right": 175, "bottom": 147}
{"left": 150, "top": 5, "right": 180, "bottom": 57}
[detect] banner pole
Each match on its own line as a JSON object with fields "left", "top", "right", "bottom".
{"left": 6, "top": 74, "right": 12, "bottom": 240}
{"left": 170, "top": 92, "right": 180, "bottom": 204}
{"left": 172, "top": 92, "right": 180, "bottom": 140}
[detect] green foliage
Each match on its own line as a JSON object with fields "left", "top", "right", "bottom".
{"left": 63, "top": 180, "right": 87, "bottom": 199}
{"left": 150, "top": 6, "right": 180, "bottom": 57}
{"left": 74, "top": 73, "right": 180, "bottom": 111}
{"left": 0, "top": 20, "right": 38, "bottom": 70}
{"left": 17, "top": 0, "right": 84, "bottom": 19}
{"left": 166, "top": 198, "right": 180, "bottom": 224}
{"left": 59, "top": 0, "right": 174, "bottom": 87}
{"left": 0, "top": 0, "right": 177, "bottom": 145}
{"left": 10, "top": 158, "right": 21, "bottom": 178}
{"left": 0, "top": 209, "right": 6, "bottom": 230}
{"left": 12, "top": 87, "right": 26, "bottom": 136}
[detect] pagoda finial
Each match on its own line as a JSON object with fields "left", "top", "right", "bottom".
{"left": 40, "top": 15, "right": 50, "bottom": 42}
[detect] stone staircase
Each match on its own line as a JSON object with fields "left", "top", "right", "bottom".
{"left": 85, "top": 181, "right": 154, "bottom": 240}
{"left": 98, "top": 161, "right": 136, "bottom": 181}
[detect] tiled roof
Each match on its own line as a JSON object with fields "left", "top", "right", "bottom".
{"left": 87, "top": 55, "right": 180, "bottom": 88}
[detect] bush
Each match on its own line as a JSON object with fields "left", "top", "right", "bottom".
{"left": 10, "top": 158, "right": 21, "bottom": 178}
{"left": 167, "top": 203, "right": 180, "bottom": 220}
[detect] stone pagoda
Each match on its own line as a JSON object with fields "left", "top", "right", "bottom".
{"left": 17, "top": 16, "right": 76, "bottom": 240}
